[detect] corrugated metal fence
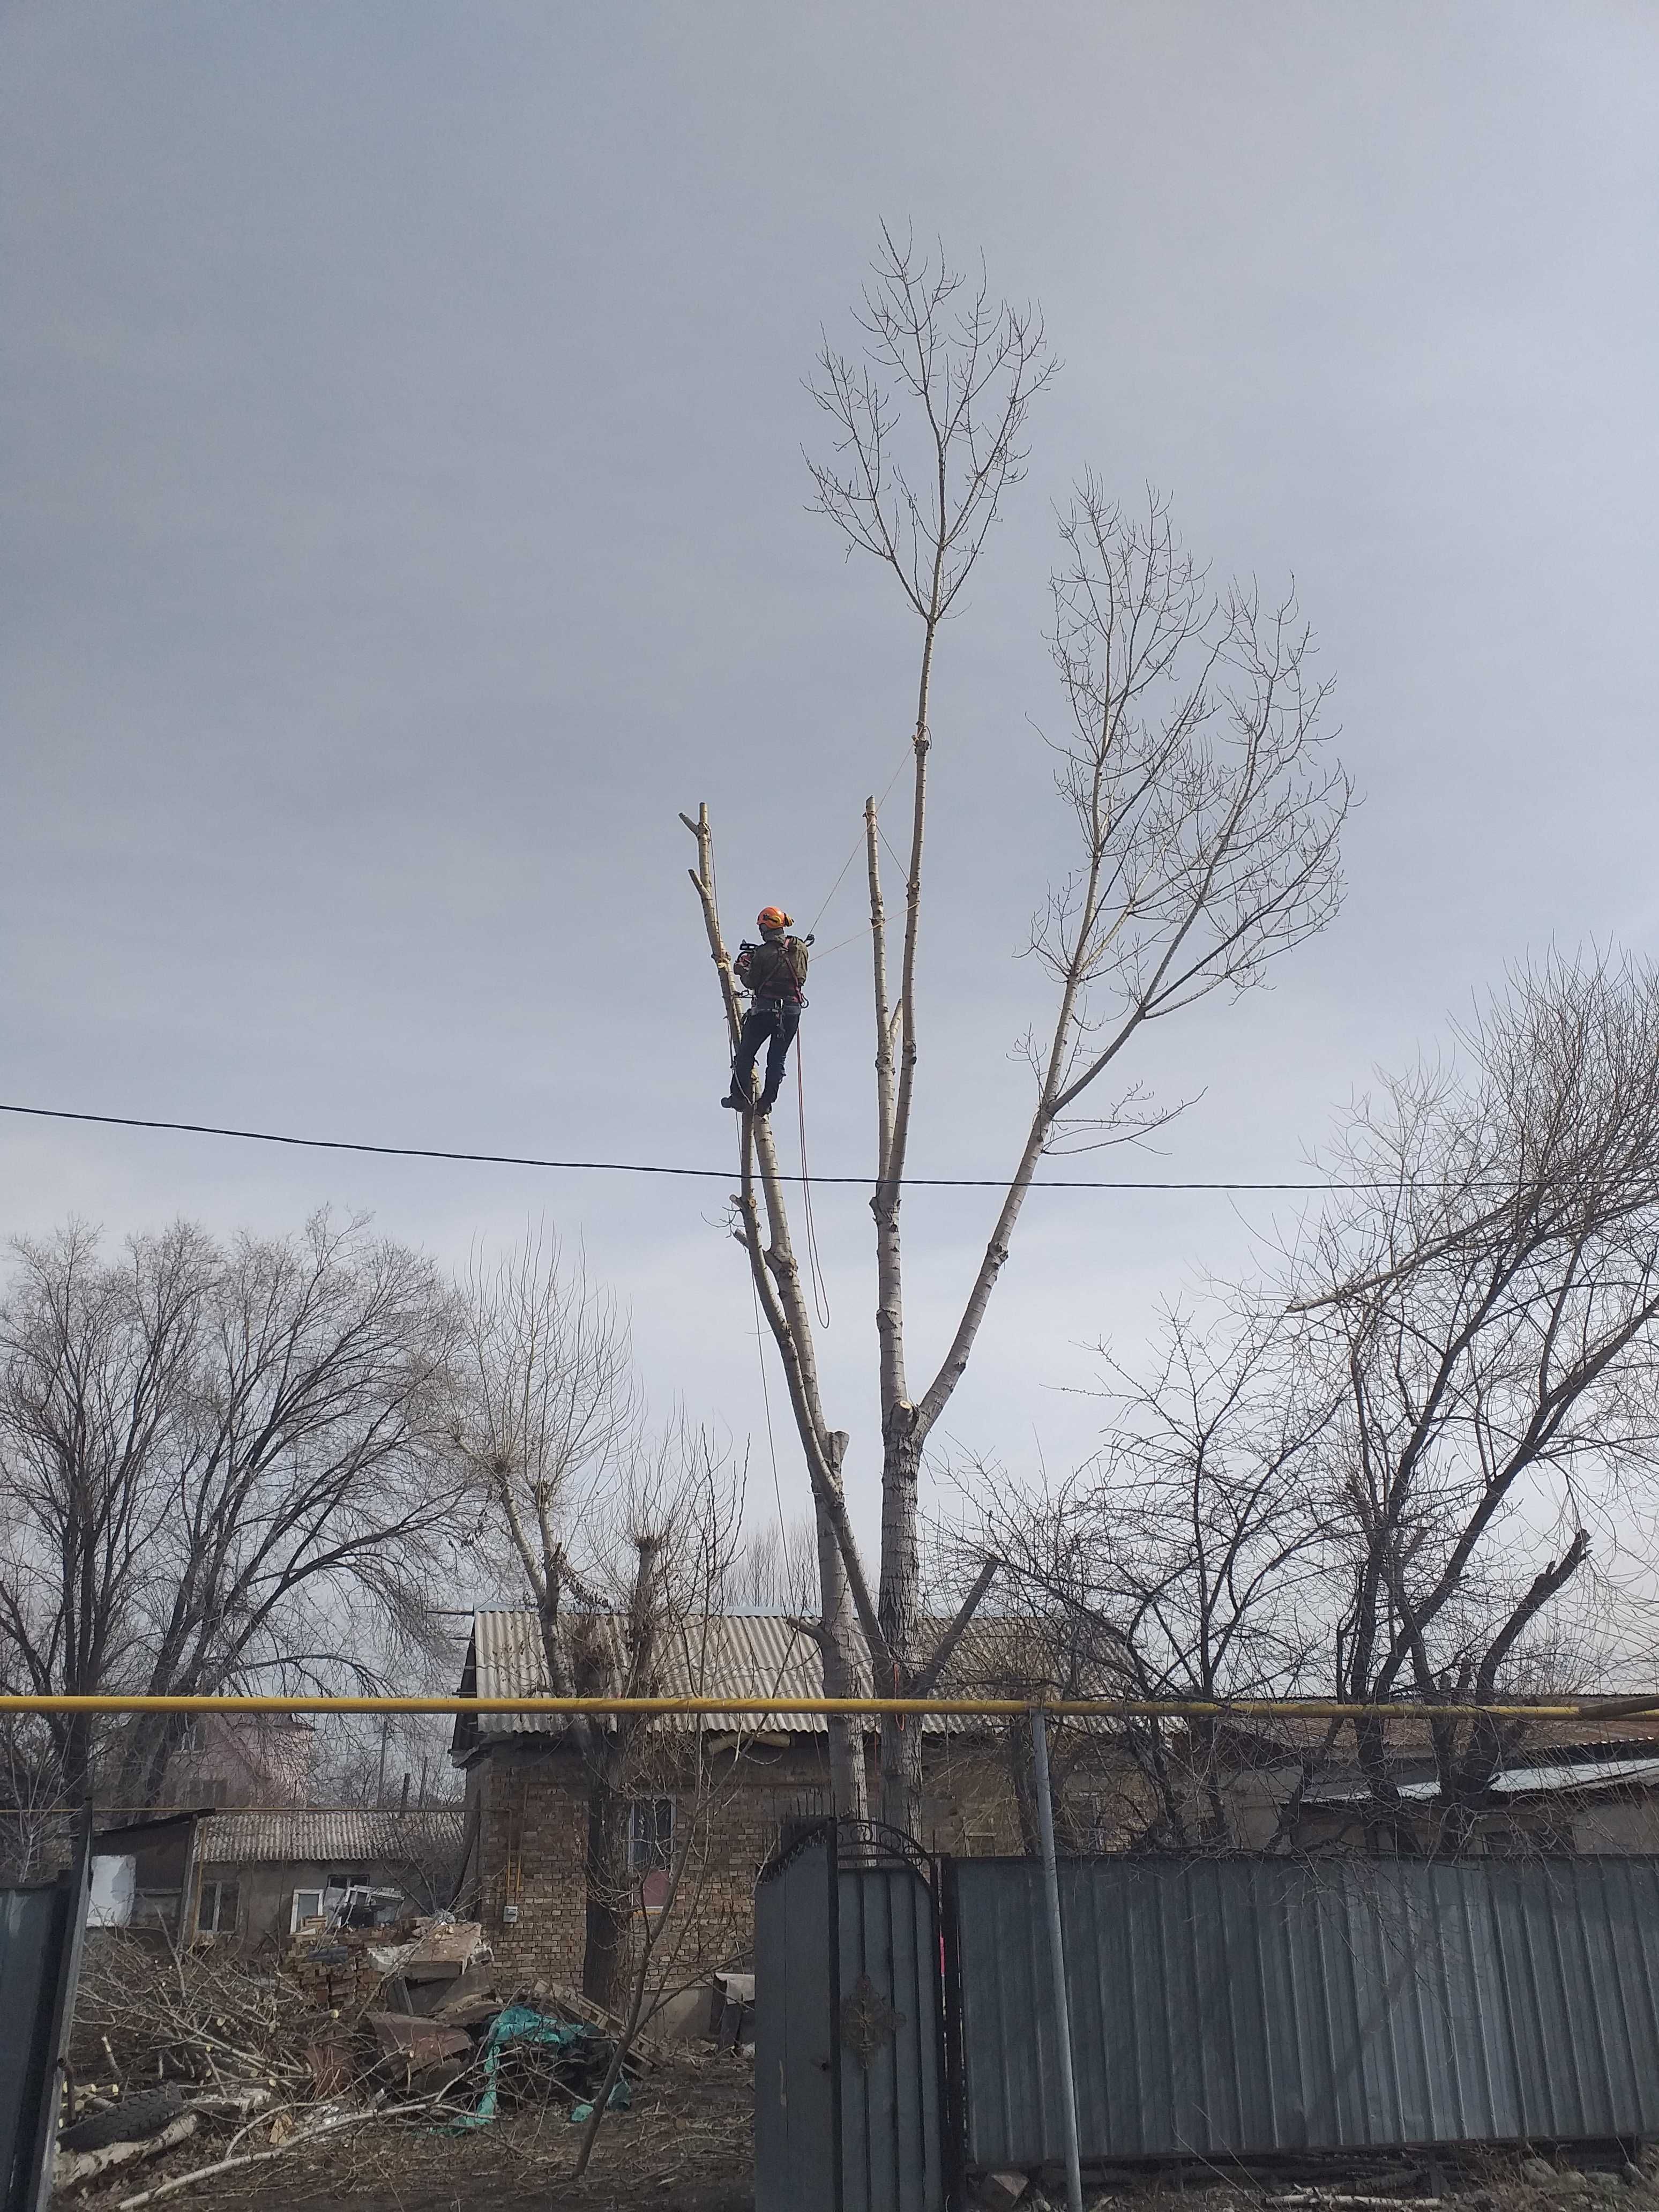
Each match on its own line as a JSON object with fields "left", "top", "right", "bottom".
{"left": 1, "top": 1828, "right": 91, "bottom": 2212}
{"left": 949, "top": 1855, "right": 1659, "bottom": 2171}
{"left": 759, "top": 1846, "right": 1659, "bottom": 2209}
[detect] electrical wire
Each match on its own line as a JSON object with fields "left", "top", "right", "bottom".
{"left": 0, "top": 1102, "right": 1519, "bottom": 1193}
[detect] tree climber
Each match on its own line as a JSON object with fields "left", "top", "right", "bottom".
{"left": 723, "top": 906, "right": 810, "bottom": 1117}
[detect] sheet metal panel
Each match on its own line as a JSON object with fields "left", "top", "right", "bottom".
{"left": 755, "top": 1832, "right": 838, "bottom": 2212}
{"left": 199, "top": 1808, "right": 464, "bottom": 1864}
{"left": 837, "top": 1864, "right": 944, "bottom": 2212}
{"left": 953, "top": 1856, "right": 1659, "bottom": 2168}
{"left": 0, "top": 1886, "right": 60, "bottom": 2209}
{"left": 0, "top": 1842, "right": 89, "bottom": 2212}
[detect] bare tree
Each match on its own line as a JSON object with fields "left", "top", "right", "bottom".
{"left": 451, "top": 1225, "right": 639, "bottom": 1710}
{"left": 0, "top": 1716, "right": 70, "bottom": 1882}
{"left": 306, "top": 1709, "right": 464, "bottom": 1809}
{"left": 1290, "top": 952, "right": 1659, "bottom": 1848}
{"left": 570, "top": 1479, "right": 772, "bottom": 2183}
{"left": 686, "top": 234, "right": 1349, "bottom": 1831}
{"left": 450, "top": 1228, "right": 752, "bottom": 2006}
{"left": 0, "top": 1214, "right": 462, "bottom": 1807}
{"left": 730, "top": 1515, "right": 819, "bottom": 1615}
{"left": 966, "top": 956, "right": 1659, "bottom": 1858}
{"left": 966, "top": 1297, "right": 1336, "bottom": 1849}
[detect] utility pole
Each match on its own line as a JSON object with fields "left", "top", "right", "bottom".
{"left": 1032, "top": 1708, "right": 1084, "bottom": 2212}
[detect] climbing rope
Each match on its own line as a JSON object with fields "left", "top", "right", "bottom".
{"left": 795, "top": 1032, "right": 832, "bottom": 1329}
{"left": 809, "top": 924, "right": 868, "bottom": 961}
{"left": 805, "top": 838, "right": 864, "bottom": 941}
{"left": 749, "top": 1267, "right": 790, "bottom": 1551}
{"left": 803, "top": 740, "right": 913, "bottom": 940}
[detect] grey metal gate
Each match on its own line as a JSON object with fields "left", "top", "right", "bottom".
{"left": 755, "top": 1822, "right": 945, "bottom": 2212}
{"left": 756, "top": 1824, "right": 837, "bottom": 2212}
{"left": 947, "top": 1854, "right": 1659, "bottom": 2171}
{"left": 1, "top": 1824, "right": 91, "bottom": 2212}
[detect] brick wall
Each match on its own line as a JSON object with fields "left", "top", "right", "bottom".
{"left": 460, "top": 1725, "right": 1139, "bottom": 1991}
{"left": 466, "top": 1735, "right": 840, "bottom": 1987}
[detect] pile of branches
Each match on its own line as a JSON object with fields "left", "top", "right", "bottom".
{"left": 60, "top": 1937, "right": 656, "bottom": 2205}
{"left": 74, "top": 1930, "right": 332, "bottom": 2099}
{"left": 61, "top": 1938, "right": 469, "bottom": 2205}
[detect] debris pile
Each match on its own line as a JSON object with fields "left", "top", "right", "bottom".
{"left": 61, "top": 1921, "right": 663, "bottom": 2203}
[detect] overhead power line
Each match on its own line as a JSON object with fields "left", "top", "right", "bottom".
{"left": 0, "top": 1098, "right": 1485, "bottom": 1194}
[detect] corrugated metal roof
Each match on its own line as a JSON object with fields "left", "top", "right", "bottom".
{"left": 1311, "top": 1755, "right": 1659, "bottom": 1806}
{"left": 467, "top": 1609, "right": 851, "bottom": 1737}
{"left": 461, "top": 1608, "right": 1095, "bottom": 1742}
{"left": 198, "top": 1808, "right": 464, "bottom": 1866}
{"left": 1245, "top": 1713, "right": 1659, "bottom": 1755}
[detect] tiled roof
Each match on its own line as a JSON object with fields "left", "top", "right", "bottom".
{"left": 198, "top": 1807, "right": 465, "bottom": 1866}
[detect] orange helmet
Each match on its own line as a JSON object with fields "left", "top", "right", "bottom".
{"left": 756, "top": 906, "right": 792, "bottom": 931}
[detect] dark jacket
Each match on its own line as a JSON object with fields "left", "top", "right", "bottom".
{"left": 736, "top": 935, "right": 809, "bottom": 1004}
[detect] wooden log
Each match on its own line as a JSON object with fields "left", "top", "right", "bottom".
{"left": 56, "top": 2113, "right": 199, "bottom": 2193}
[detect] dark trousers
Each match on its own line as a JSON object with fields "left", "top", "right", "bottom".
{"left": 730, "top": 1001, "right": 801, "bottom": 1103}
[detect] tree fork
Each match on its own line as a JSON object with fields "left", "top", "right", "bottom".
{"left": 684, "top": 804, "right": 872, "bottom": 1816}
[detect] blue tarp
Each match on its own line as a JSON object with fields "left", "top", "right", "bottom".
{"left": 449, "top": 2006, "right": 630, "bottom": 2128}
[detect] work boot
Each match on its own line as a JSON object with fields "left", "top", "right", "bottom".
{"left": 756, "top": 1089, "right": 779, "bottom": 1117}
{"left": 721, "top": 1088, "right": 752, "bottom": 1111}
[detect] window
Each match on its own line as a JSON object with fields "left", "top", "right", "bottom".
{"left": 628, "top": 1798, "right": 675, "bottom": 1873}
{"left": 290, "top": 1887, "right": 326, "bottom": 1932}
{"left": 198, "top": 1880, "right": 240, "bottom": 1934}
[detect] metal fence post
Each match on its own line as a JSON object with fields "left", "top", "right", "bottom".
{"left": 1030, "top": 1707, "right": 1084, "bottom": 2212}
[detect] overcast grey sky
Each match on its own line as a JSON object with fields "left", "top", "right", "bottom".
{"left": 5, "top": 1, "right": 1657, "bottom": 1561}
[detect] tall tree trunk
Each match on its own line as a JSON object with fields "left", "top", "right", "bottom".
{"left": 59, "top": 1714, "right": 95, "bottom": 1810}
{"left": 816, "top": 1495, "right": 868, "bottom": 1818}
{"left": 581, "top": 1741, "right": 631, "bottom": 2008}
{"left": 869, "top": 682, "right": 934, "bottom": 1839}
{"left": 876, "top": 1415, "right": 924, "bottom": 1831}
{"left": 117, "top": 1716, "right": 178, "bottom": 1811}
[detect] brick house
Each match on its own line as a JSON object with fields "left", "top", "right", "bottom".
{"left": 448, "top": 1608, "right": 1132, "bottom": 1992}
